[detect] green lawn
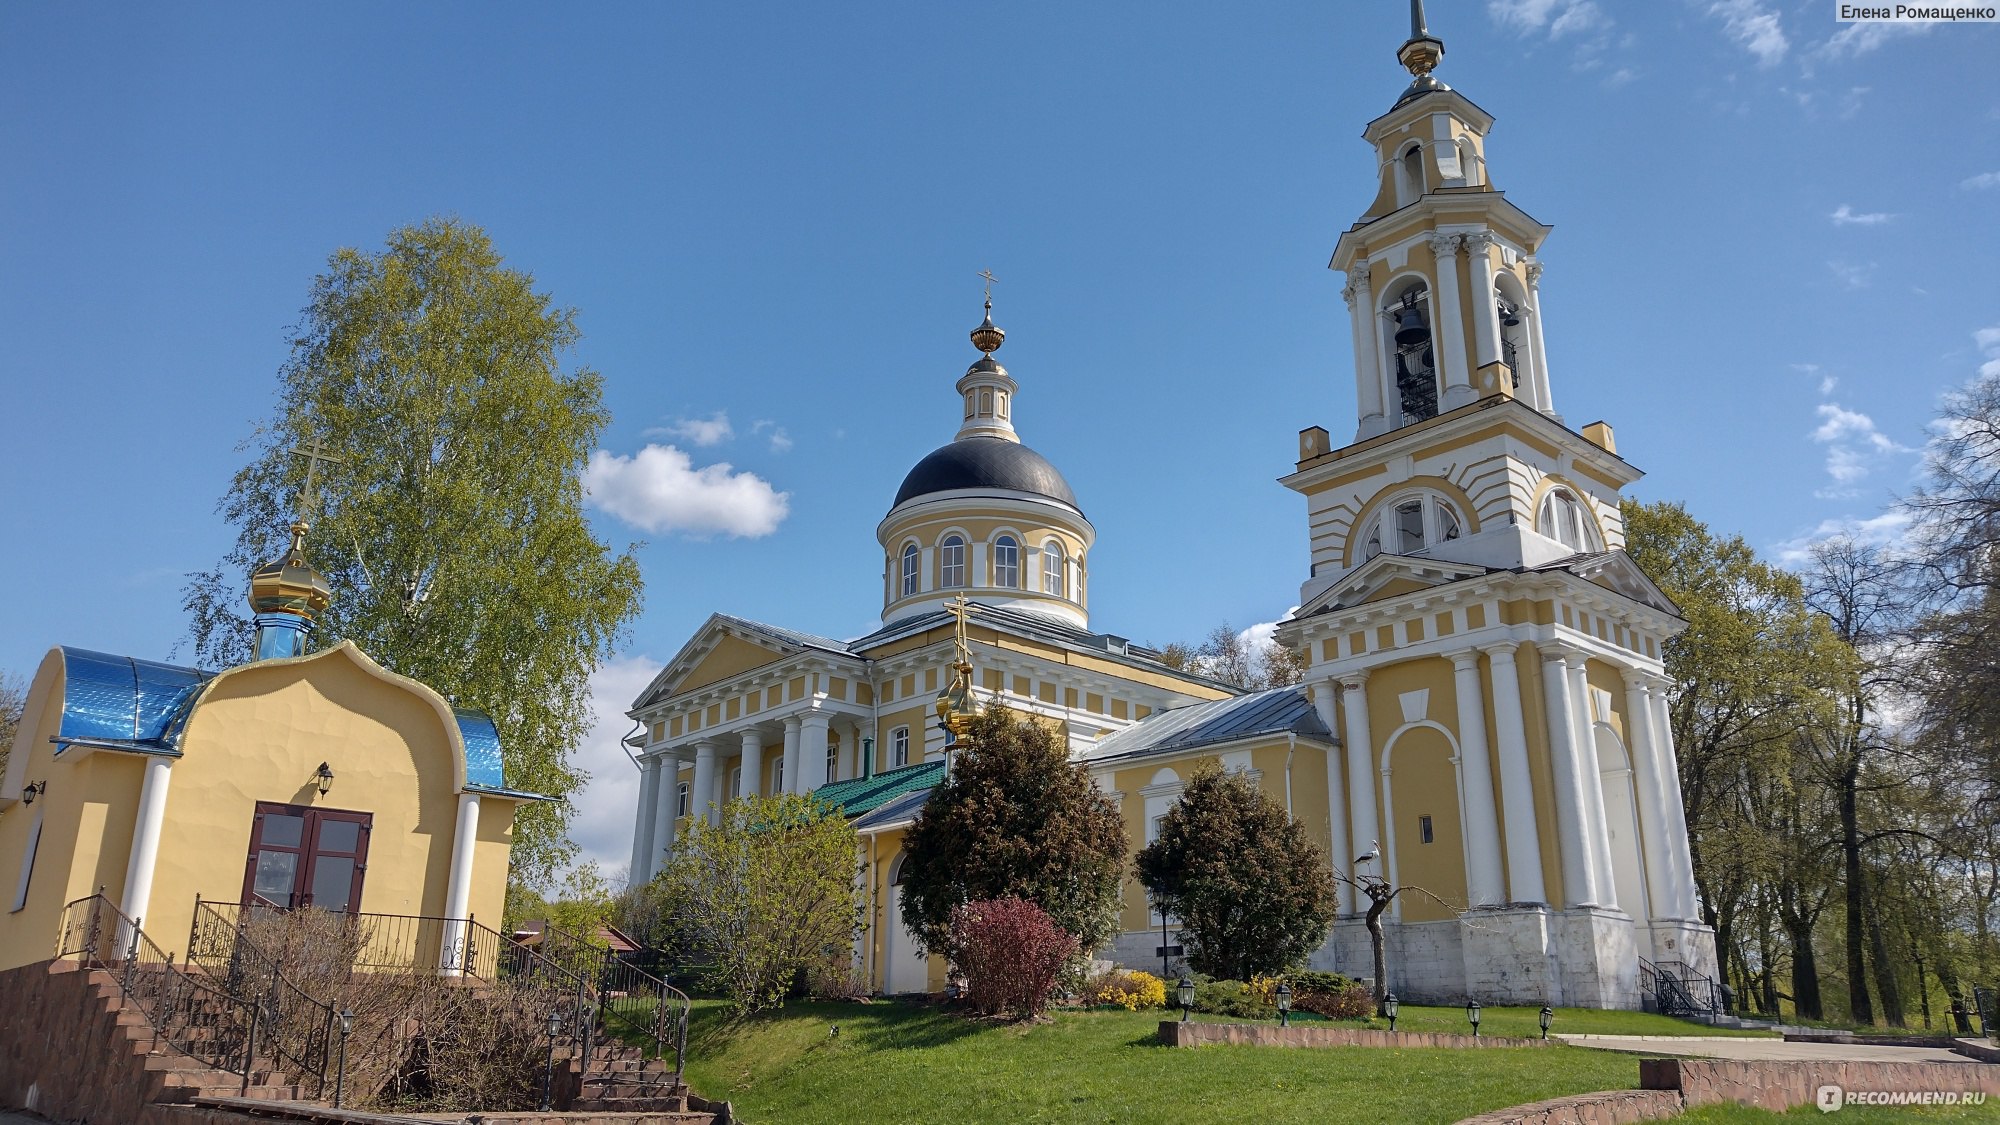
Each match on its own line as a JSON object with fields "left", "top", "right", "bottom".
{"left": 673, "top": 999, "right": 1649, "bottom": 1124}
{"left": 1356, "top": 1003, "right": 1775, "bottom": 1039}
{"left": 1678, "top": 1100, "right": 2000, "bottom": 1123}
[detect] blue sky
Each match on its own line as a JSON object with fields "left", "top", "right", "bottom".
{"left": 4, "top": 2, "right": 1996, "bottom": 870}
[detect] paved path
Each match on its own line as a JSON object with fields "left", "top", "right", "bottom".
{"left": 1557, "top": 1034, "right": 1978, "bottom": 1064}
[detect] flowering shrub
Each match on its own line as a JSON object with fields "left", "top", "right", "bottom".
{"left": 1248, "top": 974, "right": 1281, "bottom": 1007}
{"left": 1288, "top": 971, "right": 1371, "bottom": 1019}
{"left": 1081, "top": 968, "right": 1167, "bottom": 1010}
{"left": 946, "top": 896, "right": 1079, "bottom": 1018}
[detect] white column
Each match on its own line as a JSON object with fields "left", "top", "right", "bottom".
{"left": 739, "top": 729, "right": 766, "bottom": 797}
{"left": 1428, "top": 232, "right": 1474, "bottom": 410}
{"left": 439, "top": 791, "right": 481, "bottom": 975}
{"left": 116, "top": 755, "right": 173, "bottom": 950}
{"left": 1345, "top": 258, "right": 1387, "bottom": 440}
{"left": 1568, "top": 657, "right": 1619, "bottom": 908}
{"left": 1448, "top": 651, "right": 1506, "bottom": 907}
{"left": 1482, "top": 642, "right": 1546, "bottom": 904}
{"left": 799, "top": 711, "right": 832, "bottom": 794}
{"left": 628, "top": 757, "right": 660, "bottom": 888}
{"left": 648, "top": 752, "right": 678, "bottom": 879}
{"left": 837, "top": 721, "right": 858, "bottom": 783}
{"left": 1539, "top": 645, "right": 1600, "bottom": 907}
{"left": 1645, "top": 677, "right": 1701, "bottom": 919}
{"left": 1525, "top": 259, "right": 1555, "bottom": 417}
{"left": 1338, "top": 675, "right": 1378, "bottom": 874}
{"left": 1464, "top": 233, "right": 1503, "bottom": 378}
{"left": 1312, "top": 680, "right": 1351, "bottom": 913}
{"left": 691, "top": 739, "right": 720, "bottom": 826}
{"left": 1622, "top": 670, "right": 1680, "bottom": 922}
{"left": 781, "top": 717, "right": 802, "bottom": 795}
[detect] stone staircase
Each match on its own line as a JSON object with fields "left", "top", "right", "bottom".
{"left": 569, "top": 1039, "right": 700, "bottom": 1115}
{"left": 80, "top": 964, "right": 313, "bottom": 1105}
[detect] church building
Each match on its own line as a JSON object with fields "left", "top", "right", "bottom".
{"left": 627, "top": 6, "right": 1716, "bottom": 1007}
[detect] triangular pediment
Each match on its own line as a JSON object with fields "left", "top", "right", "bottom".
{"left": 1297, "top": 553, "right": 1492, "bottom": 617}
{"left": 632, "top": 614, "right": 856, "bottom": 711}
{"left": 1558, "top": 550, "right": 1682, "bottom": 619}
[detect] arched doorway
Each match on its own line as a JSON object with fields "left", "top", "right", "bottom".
{"left": 883, "top": 850, "right": 930, "bottom": 994}
{"left": 1595, "top": 726, "right": 1649, "bottom": 921}
{"left": 1383, "top": 724, "right": 1468, "bottom": 922}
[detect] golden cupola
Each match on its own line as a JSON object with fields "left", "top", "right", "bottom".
{"left": 248, "top": 521, "right": 332, "bottom": 661}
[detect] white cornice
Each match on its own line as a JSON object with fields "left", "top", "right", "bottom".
{"left": 1281, "top": 396, "right": 1641, "bottom": 496}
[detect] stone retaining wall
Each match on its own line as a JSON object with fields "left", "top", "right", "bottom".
{"left": 1455, "top": 1089, "right": 1683, "bottom": 1124}
{"left": 1641, "top": 1057, "right": 2000, "bottom": 1113}
{"left": 1157, "top": 1020, "right": 1552, "bottom": 1049}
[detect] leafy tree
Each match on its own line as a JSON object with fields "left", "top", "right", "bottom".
{"left": 1153, "top": 622, "right": 1306, "bottom": 690}
{"left": 899, "top": 706, "right": 1127, "bottom": 958}
{"left": 0, "top": 671, "right": 23, "bottom": 782}
{"left": 649, "top": 792, "right": 860, "bottom": 1013}
{"left": 180, "top": 218, "right": 642, "bottom": 892}
{"left": 946, "top": 897, "right": 1078, "bottom": 1019}
{"left": 504, "top": 859, "right": 617, "bottom": 945}
{"left": 1134, "top": 766, "right": 1335, "bottom": 980}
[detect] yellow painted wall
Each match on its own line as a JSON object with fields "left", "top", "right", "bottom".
{"left": 677, "top": 635, "right": 786, "bottom": 693}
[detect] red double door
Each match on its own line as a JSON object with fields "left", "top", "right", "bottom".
{"left": 241, "top": 801, "right": 372, "bottom": 913}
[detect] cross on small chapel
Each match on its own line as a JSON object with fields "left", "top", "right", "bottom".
{"left": 289, "top": 434, "right": 345, "bottom": 524}
{"left": 977, "top": 269, "right": 998, "bottom": 302}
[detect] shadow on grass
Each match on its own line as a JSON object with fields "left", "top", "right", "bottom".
{"left": 687, "top": 998, "right": 988, "bottom": 1057}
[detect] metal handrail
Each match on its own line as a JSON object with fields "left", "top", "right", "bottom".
{"left": 530, "top": 918, "right": 692, "bottom": 1085}
{"left": 186, "top": 898, "right": 338, "bottom": 1098}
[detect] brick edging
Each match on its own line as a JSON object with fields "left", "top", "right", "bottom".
{"left": 1454, "top": 1089, "right": 1682, "bottom": 1124}
{"left": 1157, "top": 1020, "right": 1552, "bottom": 1049}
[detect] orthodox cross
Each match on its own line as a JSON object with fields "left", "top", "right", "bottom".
{"left": 949, "top": 593, "right": 972, "bottom": 663}
{"left": 289, "top": 434, "right": 345, "bottom": 524}
{"left": 977, "top": 269, "right": 998, "bottom": 303}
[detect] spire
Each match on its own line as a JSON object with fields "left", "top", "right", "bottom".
{"left": 955, "top": 272, "right": 1020, "bottom": 442}
{"left": 1395, "top": 0, "right": 1449, "bottom": 106}
{"left": 247, "top": 434, "right": 341, "bottom": 662}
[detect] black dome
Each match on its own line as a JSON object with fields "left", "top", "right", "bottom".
{"left": 893, "top": 437, "right": 1080, "bottom": 511}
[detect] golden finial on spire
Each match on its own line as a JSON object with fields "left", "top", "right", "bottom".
{"left": 1396, "top": 0, "right": 1449, "bottom": 103}
{"left": 249, "top": 432, "right": 341, "bottom": 624}
{"left": 934, "top": 595, "right": 979, "bottom": 737}
{"left": 970, "top": 270, "right": 1005, "bottom": 354}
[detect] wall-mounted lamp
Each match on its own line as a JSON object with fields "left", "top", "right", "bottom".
{"left": 21, "top": 781, "right": 46, "bottom": 806}
{"left": 315, "top": 762, "right": 335, "bottom": 798}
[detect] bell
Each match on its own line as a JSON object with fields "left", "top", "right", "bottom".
{"left": 1393, "top": 306, "right": 1430, "bottom": 348}
{"left": 1500, "top": 302, "right": 1521, "bottom": 327}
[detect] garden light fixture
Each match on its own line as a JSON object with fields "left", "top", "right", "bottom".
{"left": 333, "top": 1008, "right": 353, "bottom": 1108}
{"left": 1466, "top": 999, "right": 1481, "bottom": 1037}
{"left": 1178, "top": 976, "right": 1195, "bottom": 1023}
{"left": 541, "top": 1009, "right": 564, "bottom": 1111}
{"left": 1276, "top": 982, "right": 1292, "bottom": 1028}
{"left": 1384, "top": 992, "right": 1399, "bottom": 1032}
{"left": 1540, "top": 1005, "right": 1553, "bottom": 1040}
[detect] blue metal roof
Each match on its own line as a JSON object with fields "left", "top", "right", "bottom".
{"left": 51, "top": 645, "right": 536, "bottom": 795}
{"left": 453, "top": 707, "right": 509, "bottom": 791}
{"left": 55, "top": 647, "right": 214, "bottom": 754}
{"left": 1083, "top": 685, "right": 1332, "bottom": 763}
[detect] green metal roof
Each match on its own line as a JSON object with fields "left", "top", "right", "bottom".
{"left": 814, "top": 760, "right": 945, "bottom": 818}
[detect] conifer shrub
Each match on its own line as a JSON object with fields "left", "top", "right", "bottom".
{"left": 1287, "top": 971, "right": 1372, "bottom": 1019}
{"left": 946, "top": 896, "right": 1078, "bottom": 1019}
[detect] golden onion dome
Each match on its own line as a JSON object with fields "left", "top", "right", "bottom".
{"left": 970, "top": 297, "right": 1005, "bottom": 355}
{"left": 248, "top": 521, "right": 333, "bottom": 620}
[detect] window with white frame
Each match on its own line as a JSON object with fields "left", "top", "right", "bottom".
{"left": 1358, "top": 492, "right": 1463, "bottom": 561}
{"left": 677, "top": 781, "right": 690, "bottom": 818}
{"left": 1537, "top": 487, "right": 1602, "bottom": 552}
{"left": 939, "top": 535, "right": 966, "bottom": 588}
{"left": 993, "top": 535, "right": 1019, "bottom": 588}
{"left": 1042, "top": 540, "right": 1065, "bottom": 598}
{"left": 729, "top": 766, "right": 741, "bottom": 799}
{"left": 826, "top": 739, "right": 839, "bottom": 784}
{"left": 771, "top": 756, "right": 784, "bottom": 793}
{"left": 891, "top": 726, "right": 910, "bottom": 769}
{"left": 900, "top": 542, "right": 920, "bottom": 598}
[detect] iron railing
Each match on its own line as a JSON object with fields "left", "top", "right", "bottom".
{"left": 185, "top": 898, "right": 336, "bottom": 1097}
{"left": 1642, "top": 956, "right": 1721, "bottom": 1019}
{"left": 529, "top": 919, "right": 691, "bottom": 1084}
{"left": 1973, "top": 983, "right": 1995, "bottom": 1044}
{"left": 56, "top": 893, "right": 260, "bottom": 1079}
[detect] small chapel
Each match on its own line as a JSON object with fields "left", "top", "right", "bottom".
{"left": 626, "top": 5, "right": 1717, "bottom": 1007}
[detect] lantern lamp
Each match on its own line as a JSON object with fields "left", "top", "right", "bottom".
{"left": 1466, "top": 999, "right": 1482, "bottom": 1037}
{"left": 1178, "top": 976, "right": 1196, "bottom": 1023}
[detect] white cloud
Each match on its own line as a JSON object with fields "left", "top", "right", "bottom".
{"left": 1977, "top": 324, "right": 2000, "bottom": 379}
{"left": 1826, "top": 259, "right": 1875, "bottom": 289}
{"left": 561, "top": 654, "right": 665, "bottom": 878}
{"left": 1706, "top": 0, "right": 1789, "bottom": 65}
{"left": 1489, "top": 0, "right": 1608, "bottom": 36}
{"left": 646, "top": 412, "right": 734, "bottom": 448}
{"left": 1810, "top": 402, "right": 1910, "bottom": 492}
{"left": 1829, "top": 204, "right": 1895, "bottom": 226}
{"left": 1774, "top": 510, "right": 1913, "bottom": 564}
{"left": 1604, "top": 66, "right": 1638, "bottom": 88}
{"left": 1821, "top": 375, "right": 1839, "bottom": 395}
{"left": 752, "top": 420, "right": 794, "bottom": 454}
{"left": 1963, "top": 171, "right": 2000, "bottom": 191}
{"left": 584, "top": 444, "right": 791, "bottom": 538}
{"left": 1817, "top": 18, "right": 1934, "bottom": 61}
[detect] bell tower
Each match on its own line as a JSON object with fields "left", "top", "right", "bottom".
{"left": 1337, "top": 1, "right": 1557, "bottom": 442}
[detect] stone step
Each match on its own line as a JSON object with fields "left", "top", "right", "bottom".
{"left": 570, "top": 1095, "right": 694, "bottom": 1113}
{"left": 581, "top": 1082, "right": 689, "bottom": 1099}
